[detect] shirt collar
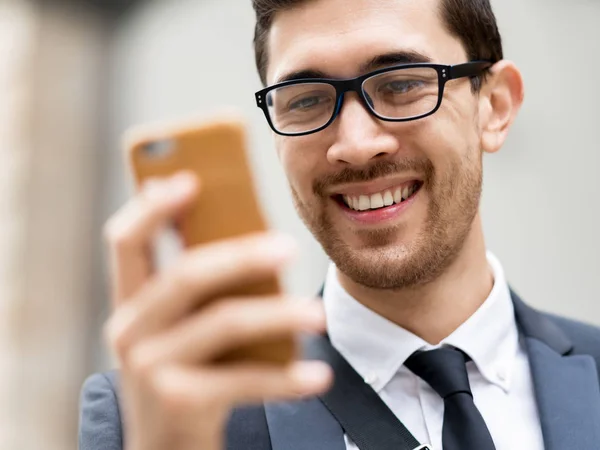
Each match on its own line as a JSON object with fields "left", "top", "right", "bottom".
{"left": 323, "top": 251, "right": 519, "bottom": 393}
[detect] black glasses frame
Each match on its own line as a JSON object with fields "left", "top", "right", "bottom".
{"left": 255, "top": 61, "right": 493, "bottom": 137}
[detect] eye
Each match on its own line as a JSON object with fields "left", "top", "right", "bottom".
{"left": 290, "top": 96, "right": 319, "bottom": 110}
{"left": 382, "top": 79, "right": 425, "bottom": 94}
{"left": 288, "top": 92, "right": 332, "bottom": 111}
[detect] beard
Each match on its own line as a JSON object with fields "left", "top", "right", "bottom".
{"left": 291, "top": 152, "right": 483, "bottom": 290}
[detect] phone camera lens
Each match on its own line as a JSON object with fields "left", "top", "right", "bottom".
{"left": 143, "top": 139, "right": 174, "bottom": 158}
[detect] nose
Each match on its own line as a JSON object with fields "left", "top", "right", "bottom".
{"left": 326, "top": 93, "right": 400, "bottom": 167}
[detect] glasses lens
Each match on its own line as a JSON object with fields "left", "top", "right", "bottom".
{"left": 362, "top": 67, "right": 439, "bottom": 120}
{"left": 266, "top": 83, "right": 336, "bottom": 135}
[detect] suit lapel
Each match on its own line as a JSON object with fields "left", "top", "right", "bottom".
{"left": 266, "top": 333, "right": 424, "bottom": 450}
{"left": 264, "top": 398, "right": 345, "bottom": 450}
{"left": 264, "top": 335, "right": 345, "bottom": 450}
{"left": 513, "top": 294, "right": 600, "bottom": 449}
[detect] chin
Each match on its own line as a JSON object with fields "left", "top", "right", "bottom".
{"left": 322, "top": 228, "right": 426, "bottom": 289}
{"left": 323, "top": 216, "right": 468, "bottom": 290}
{"left": 332, "top": 244, "right": 427, "bottom": 290}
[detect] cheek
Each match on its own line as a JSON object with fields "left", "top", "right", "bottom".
{"left": 439, "top": 86, "right": 481, "bottom": 146}
{"left": 413, "top": 97, "right": 479, "bottom": 164}
{"left": 399, "top": 117, "right": 459, "bottom": 170}
{"left": 277, "top": 137, "right": 323, "bottom": 198}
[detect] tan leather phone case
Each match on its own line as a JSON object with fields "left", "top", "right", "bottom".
{"left": 125, "top": 114, "right": 296, "bottom": 365}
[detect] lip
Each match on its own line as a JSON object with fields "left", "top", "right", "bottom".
{"left": 329, "top": 176, "right": 422, "bottom": 197}
{"left": 334, "top": 184, "right": 421, "bottom": 225}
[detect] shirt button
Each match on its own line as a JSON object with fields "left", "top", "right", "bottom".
{"left": 497, "top": 367, "right": 508, "bottom": 382}
{"left": 364, "top": 372, "right": 379, "bottom": 385}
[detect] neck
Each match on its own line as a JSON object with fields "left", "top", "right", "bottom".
{"left": 337, "top": 215, "right": 493, "bottom": 344}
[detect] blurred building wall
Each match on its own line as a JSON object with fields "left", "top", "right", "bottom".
{"left": 0, "top": 3, "right": 37, "bottom": 447}
{"left": 0, "top": 1, "right": 110, "bottom": 449}
{"left": 98, "top": 0, "right": 600, "bottom": 377}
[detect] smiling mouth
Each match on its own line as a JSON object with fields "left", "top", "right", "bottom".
{"left": 335, "top": 181, "right": 423, "bottom": 212}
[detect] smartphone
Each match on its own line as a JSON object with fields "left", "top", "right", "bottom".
{"left": 124, "top": 113, "right": 297, "bottom": 365}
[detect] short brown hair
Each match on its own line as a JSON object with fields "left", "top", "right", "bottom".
{"left": 252, "top": 0, "right": 503, "bottom": 89}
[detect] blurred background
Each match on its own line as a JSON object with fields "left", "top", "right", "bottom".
{"left": 1, "top": 0, "right": 598, "bottom": 448}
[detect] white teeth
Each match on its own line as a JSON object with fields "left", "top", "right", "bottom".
{"left": 402, "top": 186, "right": 409, "bottom": 200}
{"left": 370, "top": 193, "right": 384, "bottom": 209}
{"left": 383, "top": 190, "right": 394, "bottom": 206}
{"left": 343, "top": 184, "right": 419, "bottom": 211}
{"left": 358, "top": 195, "right": 370, "bottom": 211}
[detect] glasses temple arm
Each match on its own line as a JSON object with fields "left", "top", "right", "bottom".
{"left": 448, "top": 61, "right": 494, "bottom": 80}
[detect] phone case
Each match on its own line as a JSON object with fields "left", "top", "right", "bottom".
{"left": 124, "top": 114, "right": 296, "bottom": 365}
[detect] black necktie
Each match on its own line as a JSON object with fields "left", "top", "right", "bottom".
{"left": 405, "top": 347, "right": 496, "bottom": 450}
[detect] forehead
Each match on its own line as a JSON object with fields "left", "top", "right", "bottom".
{"left": 266, "top": 0, "right": 467, "bottom": 84}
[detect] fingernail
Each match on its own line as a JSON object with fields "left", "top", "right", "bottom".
{"left": 169, "top": 173, "right": 196, "bottom": 197}
{"left": 143, "top": 179, "right": 169, "bottom": 201}
{"left": 263, "top": 233, "right": 298, "bottom": 261}
{"left": 106, "top": 307, "right": 137, "bottom": 342}
{"left": 290, "top": 362, "right": 332, "bottom": 392}
{"left": 295, "top": 301, "right": 326, "bottom": 328}
{"left": 305, "top": 305, "right": 326, "bottom": 325}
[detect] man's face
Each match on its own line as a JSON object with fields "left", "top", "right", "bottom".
{"left": 266, "top": 0, "right": 485, "bottom": 290}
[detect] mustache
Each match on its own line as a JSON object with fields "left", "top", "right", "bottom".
{"left": 313, "top": 158, "right": 435, "bottom": 197}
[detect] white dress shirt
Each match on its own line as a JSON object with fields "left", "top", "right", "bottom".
{"left": 323, "top": 252, "right": 545, "bottom": 450}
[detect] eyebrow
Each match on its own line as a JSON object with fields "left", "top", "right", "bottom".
{"left": 275, "top": 50, "right": 433, "bottom": 84}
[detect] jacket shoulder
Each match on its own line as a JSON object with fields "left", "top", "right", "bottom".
{"left": 79, "top": 371, "right": 123, "bottom": 450}
{"left": 78, "top": 371, "right": 271, "bottom": 450}
{"left": 544, "top": 312, "right": 600, "bottom": 359}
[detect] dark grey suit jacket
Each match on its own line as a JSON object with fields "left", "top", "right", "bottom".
{"left": 79, "top": 292, "right": 600, "bottom": 450}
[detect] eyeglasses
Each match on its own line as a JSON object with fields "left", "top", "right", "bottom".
{"left": 255, "top": 61, "right": 492, "bottom": 137}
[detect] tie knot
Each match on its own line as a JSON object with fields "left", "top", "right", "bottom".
{"left": 405, "top": 347, "right": 472, "bottom": 399}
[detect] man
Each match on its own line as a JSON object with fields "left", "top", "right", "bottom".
{"left": 79, "top": 0, "right": 600, "bottom": 449}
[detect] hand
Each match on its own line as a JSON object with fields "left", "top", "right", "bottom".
{"left": 103, "top": 172, "right": 332, "bottom": 450}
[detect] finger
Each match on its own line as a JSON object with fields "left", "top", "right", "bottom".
{"left": 128, "top": 298, "right": 326, "bottom": 367}
{"left": 152, "top": 361, "right": 333, "bottom": 408}
{"left": 106, "top": 232, "right": 298, "bottom": 348}
{"left": 104, "top": 171, "right": 199, "bottom": 305}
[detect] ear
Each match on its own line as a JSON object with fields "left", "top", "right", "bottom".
{"left": 478, "top": 61, "right": 525, "bottom": 154}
